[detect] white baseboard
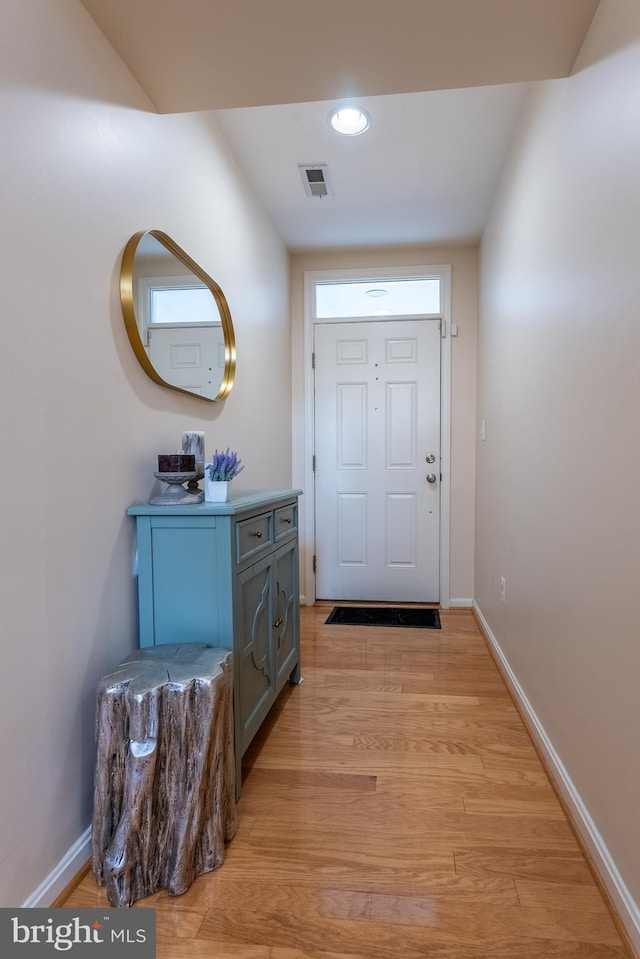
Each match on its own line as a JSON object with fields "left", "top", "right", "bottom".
{"left": 21, "top": 826, "right": 91, "bottom": 908}
{"left": 473, "top": 602, "right": 640, "bottom": 955}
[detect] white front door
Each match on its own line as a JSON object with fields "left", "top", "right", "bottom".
{"left": 314, "top": 319, "right": 441, "bottom": 602}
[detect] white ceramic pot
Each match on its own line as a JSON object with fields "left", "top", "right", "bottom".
{"left": 205, "top": 479, "right": 229, "bottom": 503}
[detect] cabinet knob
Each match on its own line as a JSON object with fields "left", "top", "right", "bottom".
{"left": 254, "top": 530, "right": 263, "bottom": 539}
{"left": 281, "top": 517, "right": 292, "bottom": 524}
{"left": 272, "top": 618, "right": 283, "bottom": 628}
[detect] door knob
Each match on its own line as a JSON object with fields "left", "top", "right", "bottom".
{"left": 426, "top": 473, "right": 437, "bottom": 484}
{"left": 425, "top": 454, "right": 436, "bottom": 464}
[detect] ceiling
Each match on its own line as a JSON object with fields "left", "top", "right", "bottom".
{"left": 215, "top": 84, "right": 529, "bottom": 249}
{"left": 80, "top": 0, "right": 600, "bottom": 250}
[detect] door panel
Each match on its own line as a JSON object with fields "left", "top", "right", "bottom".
{"left": 337, "top": 383, "right": 367, "bottom": 468}
{"left": 148, "top": 326, "right": 225, "bottom": 396}
{"left": 387, "top": 381, "right": 417, "bottom": 467}
{"left": 274, "top": 540, "right": 299, "bottom": 687}
{"left": 314, "top": 319, "right": 441, "bottom": 602}
{"left": 386, "top": 494, "right": 417, "bottom": 566}
{"left": 236, "top": 556, "right": 273, "bottom": 744}
{"left": 337, "top": 493, "right": 367, "bottom": 565}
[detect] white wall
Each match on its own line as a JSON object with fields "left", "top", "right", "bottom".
{"left": 0, "top": 0, "right": 290, "bottom": 906}
{"left": 476, "top": 0, "right": 640, "bottom": 944}
{"left": 290, "top": 246, "right": 478, "bottom": 605}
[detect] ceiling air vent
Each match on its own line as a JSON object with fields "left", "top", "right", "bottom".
{"left": 299, "top": 164, "right": 334, "bottom": 199}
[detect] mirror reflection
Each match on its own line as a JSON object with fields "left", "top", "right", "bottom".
{"left": 120, "top": 231, "right": 236, "bottom": 401}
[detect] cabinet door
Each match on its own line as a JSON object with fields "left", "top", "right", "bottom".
{"left": 149, "top": 524, "right": 220, "bottom": 646}
{"left": 236, "top": 553, "right": 275, "bottom": 749}
{"left": 274, "top": 538, "right": 300, "bottom": 690}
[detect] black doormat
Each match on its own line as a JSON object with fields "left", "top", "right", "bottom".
{"left": 325, "top": 606, "right": 441, "bottom": 629}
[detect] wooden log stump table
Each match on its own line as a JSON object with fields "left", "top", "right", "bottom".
{"left": 92, "top": 644, "right": 237, "bottom": 908}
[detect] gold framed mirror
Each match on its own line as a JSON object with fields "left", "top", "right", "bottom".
{"left": 120, "top": 230, "right": 236, "bottom": 401}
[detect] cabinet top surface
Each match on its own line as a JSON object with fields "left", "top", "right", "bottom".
{"left": 127, "top": 488, "right": 302, "bottom": 517}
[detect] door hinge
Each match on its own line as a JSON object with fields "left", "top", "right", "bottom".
{"left": 440, "top": 320, "right": 447, "bottom": 338}
{"left": 312, "top": 554, "right": 317, "bottom": 573}
{"left": 312, "top": 454, "right": 316, "bottom": 472}
{"left": 311, "top": 351, "right": 316, "bottom": 369}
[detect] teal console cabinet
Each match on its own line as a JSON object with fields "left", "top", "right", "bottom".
{"left": 127, "top": 490, "right": 302, "bottom": 796}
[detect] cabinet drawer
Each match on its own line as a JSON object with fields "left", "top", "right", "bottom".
{"left": 236, "top": 511, "right": 273, "bottom": 564}
{"left": 274, "top": 503, "right": 297, "bottom": 541}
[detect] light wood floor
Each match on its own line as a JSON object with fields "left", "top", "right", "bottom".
{"left": 63, "top": 605, "right": 631, "bottom": 958}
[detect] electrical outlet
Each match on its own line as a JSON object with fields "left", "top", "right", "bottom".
{"left": 500, "top": 576, "right": 506, "bottom": 604}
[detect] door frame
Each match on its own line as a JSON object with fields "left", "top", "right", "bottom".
{"left": 302, "top": 264, "right": 452, "bottom": 608}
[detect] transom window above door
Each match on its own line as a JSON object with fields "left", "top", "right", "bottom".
{"left": 315, "top": 277, "right": 441, "bottom": 319}
{"left": 144, "top": 280, "right": 222, "bottom": 328}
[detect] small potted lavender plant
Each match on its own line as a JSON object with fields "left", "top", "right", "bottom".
{"left": 204, "top": 448, "right": 244, "bottom": 502}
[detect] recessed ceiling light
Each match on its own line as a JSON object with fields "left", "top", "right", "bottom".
{"left": 329, "top": 107, "right": 371, "bottom": 136}
{"left": 365, "top": 288, "right": 388, "bottom": 297}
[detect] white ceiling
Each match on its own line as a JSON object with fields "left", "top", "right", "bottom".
{"left": 215, "top": 84, "right": 529, "bottom": 249}
{"left": 79, "top": 0, "right": 600, "bottom": 250}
